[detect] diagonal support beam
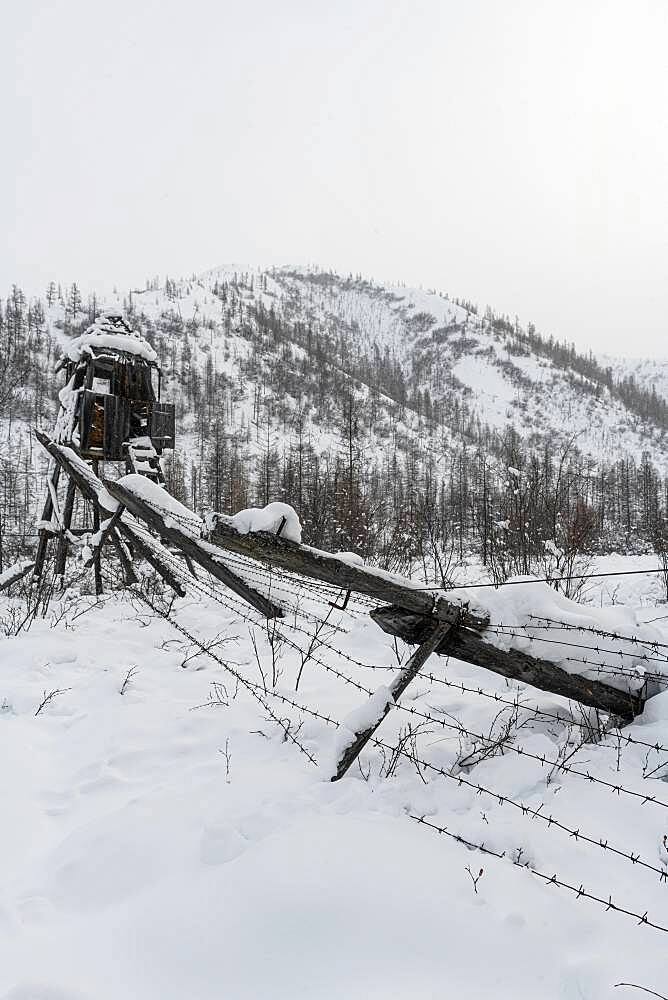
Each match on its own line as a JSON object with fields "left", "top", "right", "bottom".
{"left": 331, "top": 620, "right": 453, "bottom": 781}
{"left": 103, "top": 479, "right": 284, "bottom": 620}
{"left": 83, "top": 504, "right": 126, "bottom": 568}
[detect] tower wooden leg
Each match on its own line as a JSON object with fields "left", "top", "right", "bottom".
{"left": 91, "top": 460, "right": 103, "bottom": 596}
{"left": 55, "top": 479, "right": 77, "bottom": 582}
{"left": 33, "top": 465, "right": 61, "bottom": 580}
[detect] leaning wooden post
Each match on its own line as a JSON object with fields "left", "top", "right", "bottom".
{"left": 331, "top": 619, "right": 454, "bottom": 781}
{"left": 103, "top": 479, "right": 285, "bottom": 619}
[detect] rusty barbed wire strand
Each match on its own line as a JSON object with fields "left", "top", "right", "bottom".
{"left": 408, "top": 814, "right": 668, "bottom": 935}
{"left": 526, "top": 616, "right": 668, "bottom": 652}
{"left": 146, "top": 544, "right": 668, "bottom": 813}
{"left": 429, "top": 568, "right": 668, "bottom": 590}
{"left": 483, "top": 626, "right": 668, "bottom": 668}
{"left": 126, "top": 531, "right": 668, "bottom": 782}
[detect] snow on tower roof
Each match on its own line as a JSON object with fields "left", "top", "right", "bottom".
{"left": 67, "top": 312, "right": 159, "bottom": 365}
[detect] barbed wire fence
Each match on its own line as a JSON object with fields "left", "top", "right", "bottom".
{"left": 115, "top": 527, "right": 668, "bottom": 939}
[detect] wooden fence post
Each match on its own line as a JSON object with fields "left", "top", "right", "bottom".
{"left": 331, "top": 620, "right": 453, "bottom": 781}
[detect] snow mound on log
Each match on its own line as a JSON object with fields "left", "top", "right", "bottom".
{"left": 219, "top": 502, "right": 302, "bottom": 544}
{"left": 334, "top": 551, "right": 365, "bottom": 566}
{"left": 450, "top": 578, "right": 668, "bottom": 695}
{"left": 0, "top": 560, "right": 33, "bottom": 589}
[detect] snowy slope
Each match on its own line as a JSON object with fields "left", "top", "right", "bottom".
{"left": 120, "top": 267, "right": 668, "bottom": 474}
{"left": 268, "top": 269, "right": 668, "bottom": 471}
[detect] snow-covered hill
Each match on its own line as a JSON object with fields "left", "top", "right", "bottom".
{"left": 125, "top": 265, "right": 668, "bottom": 473}
{"left": 2, "top": 265, "right": 667, "bottom": 572}
{"left": 9, "top": 264, "right": 668, "bottom": 480}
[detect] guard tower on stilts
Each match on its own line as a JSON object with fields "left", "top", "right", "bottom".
{"left": 33, "top": 310, "right": 176, "bottom": 593}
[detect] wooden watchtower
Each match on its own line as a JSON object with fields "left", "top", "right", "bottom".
{"left": 34, "top": 310, "right": 176, "bottom": 591}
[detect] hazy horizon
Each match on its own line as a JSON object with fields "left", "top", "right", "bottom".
{"left": 5, "top": 0, "right": 668, "bottom": 358}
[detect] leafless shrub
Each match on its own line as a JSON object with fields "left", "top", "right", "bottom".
{"left": 444, "top": 703, "right": 532, "bottom": 773}
{"left": 34, "top": 686, "right": 71, "bottom": 716}
{"left": 119, "top": 666, "right": 137, "bottom": 695}
{"left": 379, "top": 721, "right": 433, "bottom": 782}
{"left": 641, "top": 748, "right": 668, "bottom": 782}
{"left": 295, "top": 604, "right": 336, "bottom": 691}
{"left": 465, "top": 866, "right": 484, "bottom": 894}
{"left": 219, "top": 737, "right": 232, "bottom": 782}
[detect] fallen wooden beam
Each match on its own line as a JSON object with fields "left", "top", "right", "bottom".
{"left": 204, "top": 515, "right": 488, "bottom": 630}
{"left": 103, "top": 479, "right": 284, "bottom": 620}
{"left": 370, "top": 605, "right": 644, "bottom": 721}
{"left": 331, "top": 620, "right": 453, "bottom": 780}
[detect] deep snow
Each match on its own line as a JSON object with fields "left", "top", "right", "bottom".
{"left": 1, "top": 557, "right": 668, "bottom": 999}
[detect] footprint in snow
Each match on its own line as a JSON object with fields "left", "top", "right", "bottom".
{"left": 199, "top": 824, "right": 248, "bottom": 866}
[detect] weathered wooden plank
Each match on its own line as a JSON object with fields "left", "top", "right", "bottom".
{"left": 116, "top": 522, "right": 185, "bottom": 596}
{"left": 204, "top": 511, "right": 645, "bottom": 717}
{"left": 0, "top": 560, "right": 36, "bottom": 592}
{"left": 370, "top": 605, "right": 644, "bottom": 721}
{"left": 204, "top": 516, "right": 487, "bottom": 630}
{"left": 91, "top": 460, "right": 103, "bottom": 596}
{"left": 331, "top": 620, "right": 453, "bottom": 781}
{"left": 103, "top": 480, "right": 285, "bottom": 619}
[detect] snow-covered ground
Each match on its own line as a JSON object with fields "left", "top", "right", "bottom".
{"left": 2, "top": 553, "right": 668, "bottom": 999}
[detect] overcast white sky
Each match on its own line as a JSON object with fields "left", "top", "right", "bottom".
{"left": 4, "top": 0, "right": 667, "bottom": 356}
